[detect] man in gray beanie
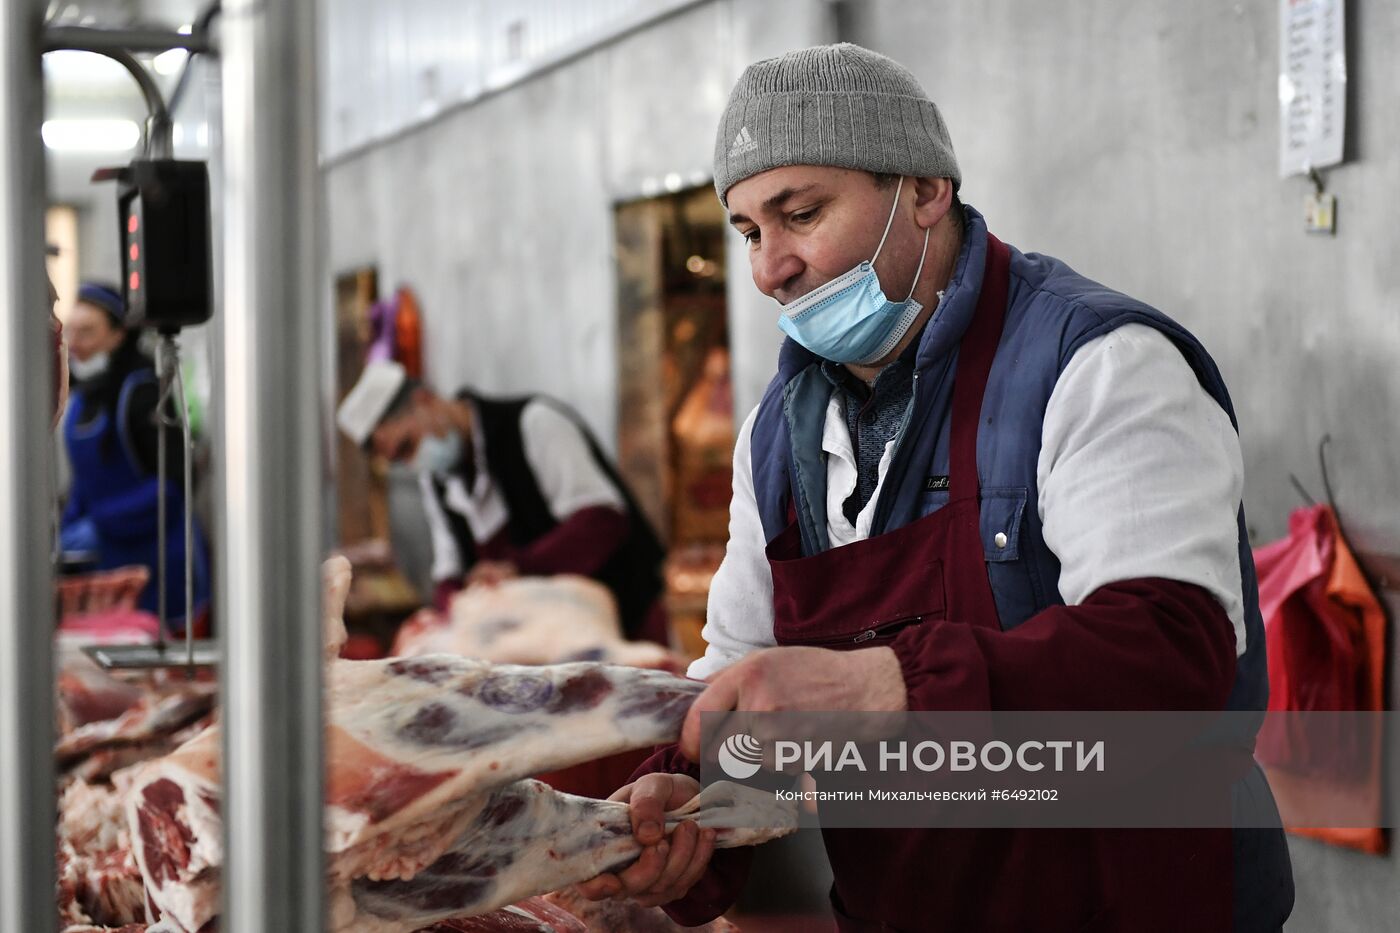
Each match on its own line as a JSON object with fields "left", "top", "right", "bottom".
{"left": 580, "top": 43, "right": 1292, "bottom": 932}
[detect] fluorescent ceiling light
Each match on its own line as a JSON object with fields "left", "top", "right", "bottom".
{"left": 42, "top": 119, "right": 141, "bottom": 152}
{"left": 43, "top": 49, "right": 129, "bottom": 82}
{"left": 154, "top": 48, "right": 188, "bottom": 75}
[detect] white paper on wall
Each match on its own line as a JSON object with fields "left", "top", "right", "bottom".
{"left": 1278, "top": 0, "right": 1347, "bottom": 178}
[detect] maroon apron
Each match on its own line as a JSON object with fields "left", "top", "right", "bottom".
{"left": 762, "top": 235, "right": 1231, "bottom": 932}
{"left": 767, "top": 235, "right": 1010, "bottom": 654}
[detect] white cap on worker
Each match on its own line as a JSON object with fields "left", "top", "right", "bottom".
{"left": 336, "top": 360, "right": 406, "bottom": 446}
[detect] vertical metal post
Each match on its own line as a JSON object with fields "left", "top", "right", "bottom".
{"left": 0, "top": 1, "right": 55, "bottom": 931}
{"left": 219, "top": 0, "right": 326, "bottom": 929}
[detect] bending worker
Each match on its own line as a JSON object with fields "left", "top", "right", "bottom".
{"left": 61, "top": 282, "right": 211, "bottom": 628}
{"left": 578, "top": 43, "right": 1294, "bottom": 932}
{"left": 337, "top": 361, "right": 667, "bottom": 642}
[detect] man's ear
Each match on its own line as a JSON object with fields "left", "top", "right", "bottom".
{"left": 911, "top": 177, "right": 955, "bottom": 229}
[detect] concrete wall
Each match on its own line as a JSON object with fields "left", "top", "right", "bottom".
{"left": 324, "top": 1, "right": 1396, "bottom": 928}
{"left": 323, "top": 0, "right": 829, "bottom": 449}
{"left": 847, "top": 2, "right": 1398, "bottom": 930}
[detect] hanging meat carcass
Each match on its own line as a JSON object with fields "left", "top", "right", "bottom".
{"left": 342, "top": 778, "right": 791, "bottom": 931}
{"left": 54, "top": 637, "right": 215, "bottom": 927}
{"left": 125, "top": 558, "right": 796, "bottom": 932}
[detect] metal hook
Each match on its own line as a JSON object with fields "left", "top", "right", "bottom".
{"left": 1318, "top": 434, "right": 1338, "bottom": 513}
{"left": 1307, "top": 166, "right": 1326, "bottom": 197}
{"left": 1287, "top": 473, "right": 1317, "bottom": 507}
{"left": 1317, "top": 433, "right": 1362, "bottom": 563}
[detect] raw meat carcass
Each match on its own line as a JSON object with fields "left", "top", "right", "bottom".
{"left": 127, "top": 560, "right": 795, "bottom": 932}
{"left": 55, "top": 647, "right": 147, "bottom": 734}
{"left": 394, "top": 575, "right": 682, "bottom": 800}
{"left": 127, "top": 655, "right": 792, "bottom": 931}
{"left": 392, "top": 576, "right": 678, "bottom": 671}
{"left": 57, "top": 780, "right": 145, "bottom": 928}
{"left": 56, "top": 686, "right": 216, "bottom": 774}
{"left": 65, "top": 712, "right": 214, "bottom": 785}
{"left": 341, "top": 778, "right": 794, "bottom": 931}
{"left": 54, "top": 639, "right": 218, "bottom": 781}
{"left": 53, "top": 650, "right": 212, "bottom": 927}
{"left": 122, "top": 559, "right": 794, "bottom": 931}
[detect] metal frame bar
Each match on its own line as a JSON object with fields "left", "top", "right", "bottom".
{"left": 1, "top": 2, "right": 325, "bottom": 927}
{"left": 218, "top": 0, "right": 326, "bottom": 928}
{"left": 42, "top": 25, "right": 215, "bottom": 54}
{"left": 0, "top": 1, "right": 55, "bottom": 930}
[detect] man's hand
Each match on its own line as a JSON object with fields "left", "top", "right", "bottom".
{"left": 466, "top": 560, "right": 518, "bottom": 587}
{"left": 679, "top": 646, "right": 907, "bottom": 760}
{"left": 573, "top": 773, "right": 716, "bottom": 909}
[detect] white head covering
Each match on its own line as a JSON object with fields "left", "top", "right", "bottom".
{"left": 336, "top": 360, "right": 407, "bottom": 446}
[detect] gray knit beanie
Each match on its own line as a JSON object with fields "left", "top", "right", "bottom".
{"left": 713, "top": 43, "right": 960, "bottom": 205}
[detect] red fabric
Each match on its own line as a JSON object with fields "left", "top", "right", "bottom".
{"left": 1254, "top": 504, "right": 1388, "bottom": 854}
{"left": 1255, "top": 505, "right": 1377, "bottom": 716}
{"left": 432, "top": 577, "right": 463, "bottom": 612}
{"left": 767, "top": 234, "right": 1011, "bottom": 660}
{"left": 476, "top": 526, "right": 514, "bottom": 562}
{"left": 459, "top": 507, "right": 628, "bottom": 579}
{"left": 394, "top": 286, "right": 424, "bottom": 380}
{"left": 635, "top": 598, "right": 670, "bottom": 647}
{"left": 512, "top": 505, "right": 630, "bottom": 577}
{"left": 890, "top": 577, "right": 1237, "bottom": 713}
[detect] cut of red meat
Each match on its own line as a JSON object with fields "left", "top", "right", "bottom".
{"left": 117, "top": 559, "right": 795, "bottom": 932}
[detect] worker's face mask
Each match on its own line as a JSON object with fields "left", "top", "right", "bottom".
{"left": 776, "top": 176, "right": 932, "bottom": 365}
{"left": 69, "top": 351, "right": 110, "bottom": 382}
{"left": 413, "top": 428, "right": 463, "bottom": 476}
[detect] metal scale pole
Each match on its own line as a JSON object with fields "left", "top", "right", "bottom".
{"left": 0, "top": 0, "right": 55, "bottom": 929}
{"left": 219, "top": 0, "right": 327, "bottom": 929}
{"left": 1, "top": 0, "right": 326, "bottom": 925}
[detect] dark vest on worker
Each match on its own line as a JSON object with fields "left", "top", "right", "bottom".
{"left": 747, "top": 206, "right": 1293, "bottom": 929}
{"left": 431, "top": 392, "right": 665, "bottom": 639}
{"left": 752, "top": 205, "right": 1269, "bottom": 713}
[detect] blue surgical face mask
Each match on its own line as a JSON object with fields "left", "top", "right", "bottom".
{"left": 413, "top": 428, "right": 463, "bottom": 476}
{"left": 775, "top": 176, "right": 932, "bottom": 365}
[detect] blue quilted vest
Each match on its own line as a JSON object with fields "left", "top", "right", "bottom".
{"left": 749, "top": 205, "right": 1268, "bottom": 715}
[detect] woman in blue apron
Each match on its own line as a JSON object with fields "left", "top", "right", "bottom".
{"left": 61, "top": 282, "right": 210, "bottom": 630}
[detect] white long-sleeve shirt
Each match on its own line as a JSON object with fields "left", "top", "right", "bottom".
{"left": 419, "top": 400, "right": 626, "bottom": 582}
{"left": 691, "top": 323, "right": 1246, "bottom": 680}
